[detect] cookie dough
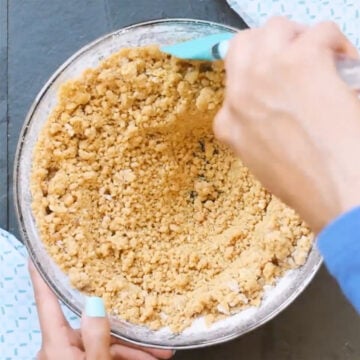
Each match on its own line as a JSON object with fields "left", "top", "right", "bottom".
{"left": 31, "top": 46, "right": 313, "bottom": 332}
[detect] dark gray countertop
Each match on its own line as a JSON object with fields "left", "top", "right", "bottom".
{"left": 1, "top": 1, "right": 359, "bottom": 358}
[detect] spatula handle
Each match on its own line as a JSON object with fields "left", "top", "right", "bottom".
{"left": 336, "top": 59, "right": 360, "bottom": 90}
{"left": 216, "top": 40, "right": 360, "bottom": 91}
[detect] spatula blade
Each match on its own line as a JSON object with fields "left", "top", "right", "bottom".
{"left": 161, "top": 32, "right": 234, "bottom": 61}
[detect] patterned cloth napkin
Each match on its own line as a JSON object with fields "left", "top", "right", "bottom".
{"left": 227, "top": 0, "right": 360, "bottom": 48}
{"left": 1, "top": 1, "right": 359, "bottom": 358}
{"left": 0, "top": 230, "right": 79, "bottom": 359}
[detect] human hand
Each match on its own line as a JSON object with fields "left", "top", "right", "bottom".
{"left": 214, "top": 17, "right": 360, "bottom": 232}
{"left": 29, "top": 261, "right": 174, "bottom": 360}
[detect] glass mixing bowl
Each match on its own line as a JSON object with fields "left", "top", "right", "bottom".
{"left": 14, "top": 19, "right": 322, "bottom": 349}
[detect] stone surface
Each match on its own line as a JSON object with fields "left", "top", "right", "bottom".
{"left": 7, "top": 0, "right": 109, "bottom": 237}
{"left": 2, "top": 0, "right": 359, "bottom": 358}
{"left": 0, "top": 0, "right": 8, "bottom": 229}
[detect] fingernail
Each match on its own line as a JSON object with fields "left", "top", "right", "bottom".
{"left": 85, "top": 296, "right": 106, "bottom": 317}
{"left": 172, "top": 350, "right": 177, "bottom": 356}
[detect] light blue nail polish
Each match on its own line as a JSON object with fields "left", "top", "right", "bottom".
{"left": 85, "top": 296, "right": 106, "bottom": 317}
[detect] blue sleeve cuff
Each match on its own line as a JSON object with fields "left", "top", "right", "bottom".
{"left": 317, "top": 206, "right": 360, "bottom": 313}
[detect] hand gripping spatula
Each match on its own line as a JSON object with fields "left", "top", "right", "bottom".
{"left": 161, "top": 32, "right": 360, "bottom": 91}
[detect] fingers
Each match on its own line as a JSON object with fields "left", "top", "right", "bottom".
{"left": 81, "top": 296, "right": 112, "bottom": 360}
{"left": 110, "top": 338, "right": 174, "bottom": 359}
{"left": 225, "top": 17, "right": 306, "bottom": 105}
{"left": 225, "top": 28, "right": 259, "bottom": 71}
{"left": 298, "top": 21, "right": 359, "bottom": 58}
{"left": 227, "top": 17, "right": 357, "bottom": 70}
{"left": 227, "top": 17, "right": 304, "bottom": 67}
{"left": 213, "top": 106, "right": 232, "bottom": 146}
{"left": 110, "top": 344, "right": 159, "bottom": 360}
{"left": 261, "top": 17, "right": 306, "bottom": 52}
{"left": 28, "top": 261, "right": 70, "bottom": 345}
{"left": 141, "top": 348, "right": 174, "bottom": 360}
{"left": 213, "top": 105, "right": 244, "bottom": 155}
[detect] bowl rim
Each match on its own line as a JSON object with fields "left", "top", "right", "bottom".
{"left": 13, "top": 18, "right": 323, "bottom": 350}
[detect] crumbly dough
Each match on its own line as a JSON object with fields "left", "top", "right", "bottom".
{"left": 31, "top": 46, "right": 313, "bottom": 332}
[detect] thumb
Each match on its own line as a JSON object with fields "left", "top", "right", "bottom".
{"left": 213, "top": 105, "right": 244, "bottom": 156}
{"left": 81, "top": 296, "right": 112, "bottom": 360}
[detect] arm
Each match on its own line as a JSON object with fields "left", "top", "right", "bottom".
{"left": 318, "top": 207, "right": 360, "bottom": 312}
{"left": 214, "top": 17, "right": 360, "bottom": 312}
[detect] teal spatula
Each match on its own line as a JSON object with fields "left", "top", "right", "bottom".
{"left": 161, "top": 32, "right": 360, "bottom": 90}
{"left": 161, "top": 33, "right": 233, "bottom": 61}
